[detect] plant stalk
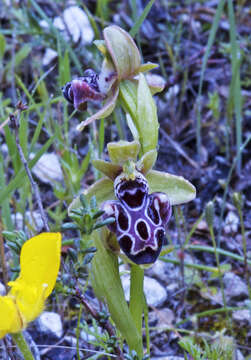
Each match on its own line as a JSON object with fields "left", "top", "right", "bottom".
{"left": 12, "top": 332, "right": 35, "bottom": 360}
{"left": 129, "top": 264, "right": 144, "bottom": 356}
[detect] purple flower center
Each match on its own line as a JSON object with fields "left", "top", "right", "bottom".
{"left": 102, "top": 174, "right": 171, "bottom": 264}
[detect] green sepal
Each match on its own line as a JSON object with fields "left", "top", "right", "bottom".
{"left": 92, "top": 159, "right": 122, "bottom": 180}
{"left": 91, "top": 229, "right": 143, "bottom": 356}
{"left": 68, "top": 178, "right": 114, "bottom": 214}
{"left": 104, "top": 25, "right": 141, "bottom": 80}
{"left": 146, "top": 170, "right": 196, "bottom": 205}
{"left": 136, "top": 149, "right": 157, "bottom": 174}
{"left": 137, "top": 73, "right": 159, "bottom": 154}
{"left": 107, "top": 140, "right": 140, "bottom": 165}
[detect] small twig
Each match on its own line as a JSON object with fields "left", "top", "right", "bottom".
{"left": 0, "top": 223, "right": 8, "bottom": 287}
{"left": 9, "top": 109, "right": 50, "bottom": 232}
{"left": 75, "top": 287, "right": 125, "bottom": 360}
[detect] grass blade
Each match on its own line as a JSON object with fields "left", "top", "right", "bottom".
{"left": 129, "top": 0, "right": 156, "bottom": 38}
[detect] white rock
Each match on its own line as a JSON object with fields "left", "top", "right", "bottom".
{"left": 233, "top": 309, "right": 251, "bottom": 326}
{"left": 223, "top": 272, "right": 249, "bottom": 301}
{"left": 152, "top": 357, "right": 184, "bottom": 360}
{"left": 53, "top": 6, "right": 94, "bottom": 44}
{"left": 32, "top": 153, "right": 63, "bottom": 184}
{"left": 11, "top": 211, "right": 44, "bottom": 231}
{"left": 0, "top": 282, "right": 6, "bottom": 296}
{"left": 224, "top": 211, "right": 239, "bottom": 234}
{"left": 37, "top": 311, "right": 63, "bottom": 338}
{"left": 43, "top": 48, "right": 58, "bottom": 66}
{"left": 122, "top": 275, "right": 167, "bottom": 307}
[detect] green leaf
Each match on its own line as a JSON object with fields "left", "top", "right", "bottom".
{"left": 129, "top": 0, "right": 156, "bottom": 38}
{"left": 0, "top": 136, "right": 56, "bottom": 203}
{"left": 146, "top": 170, "right": 196, "bottom": 205}
{"left": 104, "top": 25, "right": 141, "bottom": 80}
{"left": 137, "top": 73, "right": 158, "bottom": 154}
{"left": 0, "top": 33, "right": 6, "bottom": 59}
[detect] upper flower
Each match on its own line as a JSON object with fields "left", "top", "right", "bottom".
{"left": 0, "top": 233, "right": 61, "bottom": 338}
{"left": 62, "top": 25, "right": 165, "bottom": 131}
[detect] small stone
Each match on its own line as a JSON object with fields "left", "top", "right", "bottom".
{"left": 32, "top": 153, "right": 63, "bottom": 184}
{"left": 11, "top": 211, "right": 44, "bottom": 231}
{"left": 122, "top": 275, "right": 167, "bottom": 307}
{"left": 43, "top": 48, "right": 58, "bottom": 66}
{"left": 0, "top": 282, "right": 6, "bottom": 295}
{"left": 152, "top": 357, "right": 184, "bottom": 360}
{"left": 224, "top": 211, "right": 239, "bottom": 234}
{"left": 36, "top": 312, "right": 63, "bottom": 339}
{"left": 53, "top": 6, "right": 94, "bottom": 44}
{"left": 232, "top": 309, "right": 251, "bottom": 327}
{"left": 223, "top": 272, "right": 249, "bottom": 302}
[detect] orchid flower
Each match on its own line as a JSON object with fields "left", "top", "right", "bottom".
{"left": 0, "top": 233, "right": 61, "bottom": 339}
{"left": 69, "top": 141, "right": 195, "bottom": 265}
{"left": 62, "top": 25, "right": 165, "bottom": 131}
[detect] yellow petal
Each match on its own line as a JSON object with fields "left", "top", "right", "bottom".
{"left": 0, "top": 296, "right": 22, "bottom": 338}
{"left": 17, "top": 232, "right": 61, "bottom": 299}
{"left": 8, "top": 281, "right": 46, "bottom": 324}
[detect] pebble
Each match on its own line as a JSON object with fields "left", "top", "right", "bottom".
{"left": 0, "top": 282, "right": 6, "bottom": 295}
{"left": 122, "top": 275, "right": 167, "bottom": 307}
{"left": 223, "top": 272, "right": 249, "bottom": 302}
{"left": 224, "top": 211, "right": 239, "bottom": 234}
{"left": 232, "top": 309, "right": 251, "bottom": 327}
{"left": 36, "top": 311, "right": 63, "bottom": 339}
{"left": 53, "top": 6, "right": 94, "bottom": 44}
{"left": 32, "top": 152, "right": 63, "bottom": 184}
{"left": 152, "top": 357, "right": 184, "bottom": 360}
{"left": 11, "top": 211, "right": 44, "bottom": 231}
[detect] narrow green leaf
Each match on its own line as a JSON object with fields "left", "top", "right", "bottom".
{"left": 0, "top": 33, "right": 6, "bottom": 59}
{"left": 0, "top": 136, "right": 56, "bottom": 203}
{"left": 196, "top": 0, "right": 226, "bottom": 162}
{"left": 227, "top": 0, "right": 242, "bottom": 173}
{"left": 129, "top": 0, "right": 156, "bottom": 38}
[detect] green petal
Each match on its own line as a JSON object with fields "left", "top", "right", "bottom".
{"left": 104, "top": 25, "right": 141, "bottom": 80}
{"left": 76, "top": 85, "right": 119, "bottom": 131}
{"left": 92, "top": 159, "right": 122, "bottom": 180}
{"left": 146, "top": 170, "right": 196, "bottom": 205}
{"left": 107, "top": 140, "right": 140, "bottom": 165}
{"left": 136, "top": 149, "right": 157, "bottom": 174}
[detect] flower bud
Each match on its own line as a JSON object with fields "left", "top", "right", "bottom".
{"left": 104, "top": 25, "right": 141, "bottom": 80}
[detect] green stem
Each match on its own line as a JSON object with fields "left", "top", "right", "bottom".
{"left": 12, "top": 332, "right": 35, "bottom": 360}
{"left": 129, "top": 264, "right": 144, "bottom": 356}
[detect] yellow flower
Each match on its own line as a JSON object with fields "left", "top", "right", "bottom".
{"left": 0, "top": 233, "right": 61, "bottom": 339}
